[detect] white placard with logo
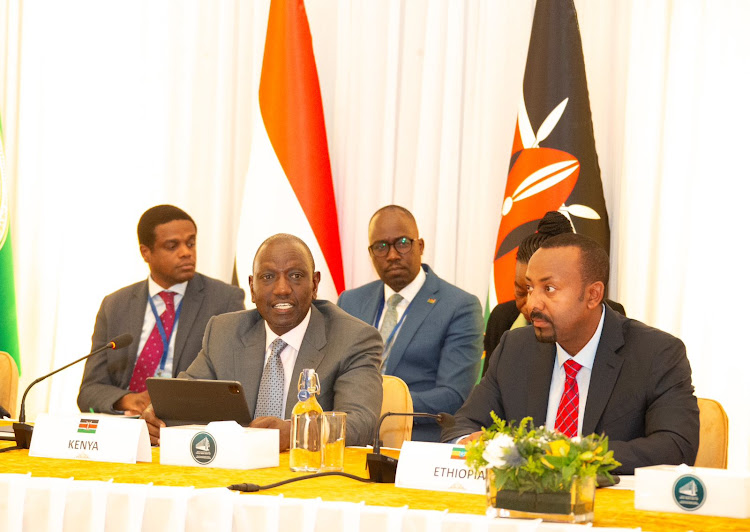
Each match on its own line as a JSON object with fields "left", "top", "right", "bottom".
{"left": 28, "top": 413, "right": 152, "bottom": 464}
{"left": 635, "top": 464, "right": 750, "bottom": 519}
{"left": 160, "top": 421, "right": 279, "bottom": 469}
{"left": 395, "top": 441, "right": 485, "bottom": 494}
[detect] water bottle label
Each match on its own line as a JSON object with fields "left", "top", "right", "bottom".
{"left": 297, "top": 389, "right": 310, "bottom": 402}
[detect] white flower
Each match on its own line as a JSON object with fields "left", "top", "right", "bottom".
{"left": 483, "top": 433, "right": 515, "bottom": 468}
{"left": 570, "top": 436, "right": 581, "bottom": 444}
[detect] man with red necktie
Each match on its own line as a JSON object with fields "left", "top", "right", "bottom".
{"left": 77, "top": 205, "right": 245, "bottom": 415}
{"left": 442, "top": 233, "right": 699, "bottom": 475}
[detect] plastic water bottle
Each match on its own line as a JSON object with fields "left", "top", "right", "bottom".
{"left": 289, "top": 368, "right": 323, "bottom": 472}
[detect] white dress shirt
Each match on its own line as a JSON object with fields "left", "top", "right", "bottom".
{"left": 544, "top": 305, "right": 606, "bottom": 436}
{"left": 135, "top": 277, "right": 187, "bottom": 378}
{"left": 376, "top": 266, "right": 427, "bottom": 331}
{"left": 262, "top": 308, "right": 312, "bottom": 417}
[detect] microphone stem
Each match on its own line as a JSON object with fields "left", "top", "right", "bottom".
{"left": 18, "top": 342, "right": 112, "bottom": 423}
{"left": 372, "top": 411, "right": 441, "bottom": 454}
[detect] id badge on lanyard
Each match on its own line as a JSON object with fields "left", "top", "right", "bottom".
{"left": 148, "top": 294, "right": 184, "bottom": 376}
{"left": 373, "top": 296, "right": 411, "bottom": 371}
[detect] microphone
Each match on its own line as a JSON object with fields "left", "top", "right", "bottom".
{"left": 12, "top": 333, "right": 133, "bottom": 449}
{"left": 366, "top": 411, "right": 455, "bottom": 483}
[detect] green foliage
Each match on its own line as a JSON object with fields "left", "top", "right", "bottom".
{"left": 465, "top": 415, "right": 621, "bottom": 494}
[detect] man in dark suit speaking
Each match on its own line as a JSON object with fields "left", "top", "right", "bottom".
{"left": 442, "top": 233, "right": 699, "bottom": 474}
{"left": 144, "top": 234, "right": 384, "bottom": 449}
{"left": 78, "top": 205, "right": 245, "bottom": 415}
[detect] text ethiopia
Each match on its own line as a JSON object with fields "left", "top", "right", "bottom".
{"left": 433, "top": 467, "right": 484, "bottom": 480}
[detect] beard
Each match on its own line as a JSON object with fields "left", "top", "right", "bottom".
{"left": 534, "top": 328, "right": 557, "bottom": 343}
{"left": 530, "top": 310, "right": 556, "bottom": 343}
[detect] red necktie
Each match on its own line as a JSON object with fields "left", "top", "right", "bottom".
{"left": 555, "top": 359, "right": 583, "bottom": 438}
{"left": 129, "top": 291, "right": 176, "bottom": 393}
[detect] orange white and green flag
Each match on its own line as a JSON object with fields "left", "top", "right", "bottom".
{"left": 235, "top": 0, "right": 345, "bottom": 302}
{"left": 0, "top": 112, "right": 20, "bottom": 374}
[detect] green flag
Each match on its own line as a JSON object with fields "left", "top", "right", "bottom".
{"left": 0, "top": 113, "right": 20, "bottom": 374}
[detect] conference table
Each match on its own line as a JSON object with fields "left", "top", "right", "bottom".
{"left": 1, "top": 439, "right": 748, "bottom": 531}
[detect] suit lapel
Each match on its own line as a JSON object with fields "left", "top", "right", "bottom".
{"left": 285, "top": 305, "right": 327, "bottom": 418}
{"left": 582, "top": 308, "right": 626, "bottom": 435}
{"left": 173, "top": 274, "right": 204, "bottom": 374}
{"left": 384, "top": 267, "right": 438, "bottom": 374}
{"left": 359, "top": 284, "right": 384, "bottom": 327}
{"left": 123, "top": 281, "right": 149, "bottom": 385}
{"left": 237, "top": 315, "right": 267, "bottom": 417}
{"left": 527, "top": 342, "right": 556, "bottom": 426}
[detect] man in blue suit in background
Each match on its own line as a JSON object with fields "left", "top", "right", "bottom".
{"left": 338, "top": 205, "right": 484, "bottom": 441}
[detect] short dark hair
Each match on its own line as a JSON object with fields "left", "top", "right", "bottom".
{"left": 137, "top": 205, "right": 196, "bottom": 248}
{"left": 539, "top": 233, "right": 609, "bottom": 286}
{"left": 253, "top": 233, "right": 316, "bottom": 272}
{"left": 369, "top": 205, "right": 418, "bottom": 227}
{"left": 517, "top": 211, "right": 573, "bottom": 263}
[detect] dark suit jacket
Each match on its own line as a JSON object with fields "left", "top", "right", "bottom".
{"left": 181, "top": 300, "right": 384, "bottom": 447}
{"left": 338, "top": 265, "right": 484, "bottom": 442}
{"left": 443, "top": 305, "right": 699, "bottom": 474}
{"left": 482, "top": 299, "right": 626, "bottom": 376}
{"left": 77, "top": 273, "right": 245, "bottom": 413}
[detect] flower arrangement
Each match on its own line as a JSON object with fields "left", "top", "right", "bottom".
{"left": 465, "top": 413, "right": 621, "bottom": 494}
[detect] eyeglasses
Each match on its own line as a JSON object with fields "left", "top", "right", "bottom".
{"left": 368, "top": 237, "right": 416, "bottom": 257}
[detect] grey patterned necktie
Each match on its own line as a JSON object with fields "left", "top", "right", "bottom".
{"left": 254, "top": 338, "right": 287, "bottom": 419}
{"left": 380, "top": 294, "right": 404, "bottom": 343}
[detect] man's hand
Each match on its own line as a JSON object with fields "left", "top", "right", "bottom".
{"left": 141, "top": 404, "right": 165, "bottom": 446}
{"left": 114, "top": 391, "right": 151, "bottom": 415}
{"left": 251, "top": 417, "right": 291, "bottom": 452}
{"left": 457, "top": 431, "right": 483, "bottom": 445}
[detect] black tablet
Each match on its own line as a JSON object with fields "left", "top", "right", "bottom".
{"left": 146, "top": 378, "right": 252, "bottom": 427}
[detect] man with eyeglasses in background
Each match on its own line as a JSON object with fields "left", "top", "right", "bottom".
{"left": 338, "top": 205, "right": 483, "bottom": 441}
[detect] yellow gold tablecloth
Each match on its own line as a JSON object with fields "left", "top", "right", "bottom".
{"left": 1, "top": 439, "right": 748, "bottom": 530}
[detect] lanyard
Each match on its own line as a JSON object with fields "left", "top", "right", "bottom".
{"left": 148, "top": 293, "right": 184, "bottom": 371}
{"left": 373, "top": 296, "right": 412, "bottom": 352}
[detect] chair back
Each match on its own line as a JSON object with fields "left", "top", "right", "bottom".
{"left": 0, "top": 351, "right": 19, "bottom": 418}
{"left": 380, "top": 375, "right": 413, "bottom": 449}
{"left": 694, "top": 397, "right": 728, "bottom": 469}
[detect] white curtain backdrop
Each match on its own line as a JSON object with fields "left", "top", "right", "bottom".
{"left": 2, "top": 0, "right": 748, "bottom": 469}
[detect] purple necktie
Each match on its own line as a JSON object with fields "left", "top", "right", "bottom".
{"left": 129, "top": 291, "right": 176, "bottom": 393}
